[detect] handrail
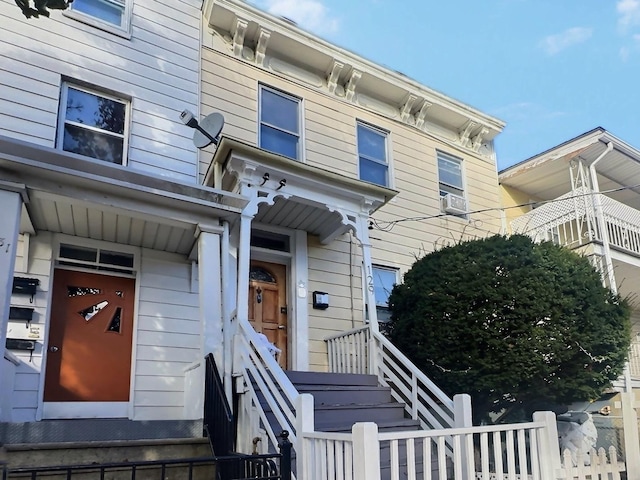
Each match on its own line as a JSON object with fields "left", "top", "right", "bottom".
{"left": 325, "top": 325, "right": 457, "bottom": 432}
{"left": 204, "top": 353, "right": 234, "bottom": 456}
{"left": 371, "top": 329, "right": 454, "bottom": 412}
{"left": 235, "top": 316, "right": 304, "bottom": 449}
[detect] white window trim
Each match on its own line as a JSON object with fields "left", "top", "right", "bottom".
{"left": 437, "top": 150, "right": 468, "bottom": 218}
{"left": 258, "top": 84, "right": 304, "bottom": 162}
{"left": 57, "top": 82, "right": 131, "bottom": 166}
{"left": 372, "top": 265, "right": 398, "bottom": 308}
{"left": 356, "top": 120, "right": 392, "bottom": 188}
{"left": 63, "top": 0, "right": 133, "bottom": 38}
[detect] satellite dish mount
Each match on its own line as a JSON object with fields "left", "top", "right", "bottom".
{"left": 180, "top": 110, "right": 225, "bottom": 149}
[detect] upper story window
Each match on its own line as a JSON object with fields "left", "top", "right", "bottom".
{"left": 437, "top": 151, "right": 467, "bottom": 216}
{"left": 66, "top": 0, "right": 131, "bottom": 35}
{"left": 357, "top": 122, "right": 389, "bottom": 187}
{"left": 58, "top": 83, "right": 129, "bottom": 165}
{"left": 373, "top": 265, "right": 398, "bottom": 323}
{"left": 259, "top": 86, "right": 301, "bottom": 160}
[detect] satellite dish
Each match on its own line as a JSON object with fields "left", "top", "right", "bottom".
{"left": 193, "top": 112, "right": 225, "bottom": 149}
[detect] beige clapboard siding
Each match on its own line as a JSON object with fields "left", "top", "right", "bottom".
{"left": 307, "top": 236, "right": 363, "bottom": 371}
{"left": 0, "top": 0, "right": 200, "bottom": 183}
{"left": 133, "top": 250, "right": 200, "bottom": 420}
{"left": 8, "top": 234, "right": 54, "bottom": 422}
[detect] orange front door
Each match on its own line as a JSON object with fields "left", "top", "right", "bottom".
{"left": 44, "top": 269, "right": 135, "bottom": 402}
{"left": 248, "top": 261, "right": 287, "bottom": 367}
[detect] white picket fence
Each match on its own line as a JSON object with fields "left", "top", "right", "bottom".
{"left": 557, "top": 447, "right": 625, "bottom": 480}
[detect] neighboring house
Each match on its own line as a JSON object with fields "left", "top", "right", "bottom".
{"left": 0, "top": 0, "right": 246, "bottom": 432}
{"left": 499, "top": 127, "right": 640, "bottom": 392}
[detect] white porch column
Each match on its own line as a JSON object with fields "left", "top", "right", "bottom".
{"left": 0, "top": 187, "right": 23, "bottom": 421}
{"left": 236, "top": 213, "right": 253, "bottom": 323}
{"left": 196, "top": 225, "right": 223, "bottom": 365}
{"left": 354, "top": 214, "right": 379, "bottom": 330}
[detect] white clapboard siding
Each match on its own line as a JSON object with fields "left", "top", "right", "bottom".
{"left": 0, "top": 0, "right": 201, "bottom": 183}
{"left": 133, "top": 250, "right": 200, "bottom": 420}
{"left": 8, "top": 234, "right": 53, "bottom": 422}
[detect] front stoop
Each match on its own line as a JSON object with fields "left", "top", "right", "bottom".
{"left": 0, "top": 419, "right": 202, "bottom": 445}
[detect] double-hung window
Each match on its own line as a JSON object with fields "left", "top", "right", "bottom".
{"left": 58, "top": 83, "right": 129, "bottom": 165}
{"left": 67, "top": 0, "right": 131, "bottom": 33}
{"left": 372, "top": 266, "right": 398, "bottom": 323}
{"left": 259, "top": 86, "right": 301, "bottom": 160}
{"left": 437, "top": 151, "right": 467, "bottom": 216}
{"left": 357, "top": 122, "right": 388, "bottom": 187}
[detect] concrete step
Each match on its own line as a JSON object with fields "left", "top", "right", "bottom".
{"left": 0, "top": 419, "right": 201, "bottom": 445}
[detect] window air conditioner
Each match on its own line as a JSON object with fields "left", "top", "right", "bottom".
{"left": 441, "top": 193, "right": 467, "bottom": 215}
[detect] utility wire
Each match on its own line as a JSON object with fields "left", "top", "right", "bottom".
{"left": 370, "top": 183, "right": 640, "bottom": 232}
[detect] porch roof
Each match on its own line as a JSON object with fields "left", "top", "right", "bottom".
{"left": 0, "top": 135, "right": 247, "bottom": 255}
{"left": 499, "top": 128, "right": 640, "bottom": 208}
{"left": 206, "top": 137, "right": 398, "bottom": 242}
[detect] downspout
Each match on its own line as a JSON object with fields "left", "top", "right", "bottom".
{"left": 588, "top": 141, "right": 616, "bottom": 294}
{"left": 589, "top": 142, "right": 632, "bottom": 391}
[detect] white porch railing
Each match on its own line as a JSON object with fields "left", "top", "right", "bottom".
{"left": 326, "top": 325, "right": 460, "bottom": 431}
{"left": 300, "top": 412, "right": 560, "bottom": 480}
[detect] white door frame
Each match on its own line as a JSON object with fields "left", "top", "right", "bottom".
{"left": 250, "top": 223, "right": 308, "bottom": 370}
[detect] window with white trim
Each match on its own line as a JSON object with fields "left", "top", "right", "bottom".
{"left": 67, "top": 0, "right": 131, "bottom": 33}
{"left": 357, "top": 122, "right": 389, "bottom": 187}
{"left": 259, "top": 86, "right": 301, "bottom": 160}
{"left": 58, "top": 83, "right": 129, "bottom": 165}
{"left": 372, "top": 265, "right": 398, "bottom": 322}
{"left": 437, "top": 151, "right": 467, "bottom": 216}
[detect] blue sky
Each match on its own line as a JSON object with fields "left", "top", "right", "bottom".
{"left": 251, "top": 0, "right": 640, "bottom": 170}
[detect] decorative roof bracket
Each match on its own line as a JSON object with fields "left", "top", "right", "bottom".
{"left": 459, "top": 120, "right": 478, "bottom": 148}
{"left": 255, "top": 27, "right": 271, "bottom": 67}
{"left": 344, "top": 69, "right": 362, "bottom": 102}
{"left": 472, "top": 127, "right": 489, "bottom": 152}
{"left": 415, "top": 101, "right": 432, "bottom": 129}
{"left": 400, "top": 95, "right": 418, "bottom": 124}
{"left": 327, "top": 60, "right": 344, "bottom": 94}
{"left": 232, "top": 18, "right": 248, "bottom": 57}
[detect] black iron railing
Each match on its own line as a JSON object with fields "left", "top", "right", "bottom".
{"left": 1, "top": 447, "right": 292, "bottom": 480}
{"left": 204, "top": 352, "right": 234, "bottom": 456}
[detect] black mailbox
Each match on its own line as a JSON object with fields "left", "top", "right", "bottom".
{"left": 9, "top": 307, "right": 34, "bottom": 322}
{"left": 12, "top": 277, "right": 39, "bottom": 302}
{"left": 6, "top": 338, "right": 36, "bottom": 351}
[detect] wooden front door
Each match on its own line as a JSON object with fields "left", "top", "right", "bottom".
{"left": 44, "top": 269, "right": 135, "bottom": 402}
{"left": 248, "top": 261, "right": 287, "bottom": 367}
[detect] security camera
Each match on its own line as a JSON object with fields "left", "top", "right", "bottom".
{"left": 180, "top": 109, "right": 199, "bottom": 128}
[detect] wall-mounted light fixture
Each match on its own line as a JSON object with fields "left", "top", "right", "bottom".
{"left": 312, "top": 291, "right": 329, "bottom": 310}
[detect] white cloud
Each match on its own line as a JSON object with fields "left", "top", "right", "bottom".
{"left": 539, "top": 27, "right": 593, "bottom": 55}
{"left": 617, "top": 0, "right": 640, "bottom": 31}
{"left": 253, "top": 0, "right": 340, "bottom": 36}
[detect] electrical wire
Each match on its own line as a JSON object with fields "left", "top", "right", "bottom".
{"left": 370, "top": 183, "right": 640, "bottom": 232}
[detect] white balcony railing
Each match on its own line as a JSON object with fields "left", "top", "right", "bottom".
{"left": 511, "top": 187, "right": 640, "bottom": 258}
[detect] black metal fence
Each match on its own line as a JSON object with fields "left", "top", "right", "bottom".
{"left": 1, "top": 442, "right": 292, "bottom": 480}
